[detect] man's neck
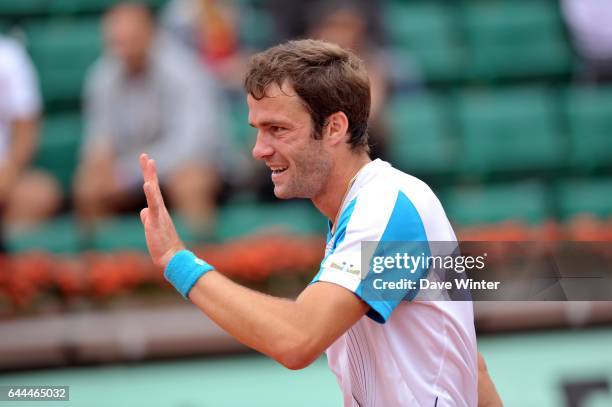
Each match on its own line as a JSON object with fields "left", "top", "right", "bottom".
{"left": 126, "top": 58, "right": 148, "bottom": 77}
{"left": 312, "top": 153, "right": 372, "bottom": 223}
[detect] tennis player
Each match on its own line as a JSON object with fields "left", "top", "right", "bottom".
{"left": 139, "top": 39, "right": 500, "bottom": 406}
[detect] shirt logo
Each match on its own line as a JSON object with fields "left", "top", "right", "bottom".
{"left": 329, "top": 261, "right": 360, "bottom": 276}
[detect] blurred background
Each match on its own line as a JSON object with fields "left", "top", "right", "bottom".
{"left": 0, "top": 0, "right": 611, "bottom": 406}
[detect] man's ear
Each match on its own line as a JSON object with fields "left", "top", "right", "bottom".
{"left": 324, "top": 111, "right": 349, "bottom": 147}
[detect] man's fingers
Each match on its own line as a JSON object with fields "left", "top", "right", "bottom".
{"left": 140, "top": 153, "right": 151, "bottom": 183}
{"left": 140, "top": 154, "right": 160, "bottom": 187}
{"left": 142, "top": 157, "right": 154, "bottom": 183}
{"left": 139, "top": 153, "right": 149, "bottom": 174}
{"left": 147, "top": 159, "right": 162, "bottom": 194}
{"left": 144, "top": 179, "right": 167, "bottom": 216}
{"left": 140, "top": 207, "right": 148, "bottom": 224}
{"left": 141, "top": 154, "right": 167, "bottom": 221}
{"left": 143, "top": 182, "right": 159, "bottom": 215}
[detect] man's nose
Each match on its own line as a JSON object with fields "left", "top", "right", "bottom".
{"left": 252, "top": 132, "right": 274, "bottom": 160}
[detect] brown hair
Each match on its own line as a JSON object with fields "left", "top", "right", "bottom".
{"left": 244, "top": 39, "right": 371, "bottom": 152}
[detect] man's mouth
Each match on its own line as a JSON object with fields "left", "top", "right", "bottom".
{"left": 271, "top": 166, "right": 288, "bottom": 175}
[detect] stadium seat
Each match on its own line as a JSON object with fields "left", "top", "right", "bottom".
{"left": 48, "top": 0, "right": 167, "bottom": 15}
{"left": 91, "top": 216, "right": 149, "bottom": 252}
{"left": 6, "top": 215, "right": 79, "bottom": 254}
{"left": 443, "top": 181, "right": 550, "bottom": 226}
{"left": 384, "top": 3, "right": 464, "bottom": 83}
{"left": 47, "top": 0, "right": 119, "bottom": 15}
{"left": 34, "top": 112, "right": 82, "bottom": 193}
{"left": 25, "top": 19, "right": 102, "bottom": 105}
{"left": 462, "top": 1, "right": 572, "bottom": 80}
{"left": 92, "top": 202, "right": 325, "bottom": 251}
{"left": 0, "top": 0, "right": 48, "bottom": 18}
{"left": 92, "top": 213, "right": 204, "bottom": 252}
{"left": 455, "top": 87, "right": 564, "bottom": 175}
{"left": 144, "top": 0, "right": 169, "bottom": 10}
{"left": 565, "top": 86, "right": 612, "bottom": 171}
{"left": 229, "top": 98, "right": 255, "bottom": 152}
{"left": 386, "top": 93, "right": 457, "bottom": 176}
{"left": 557, "top": 178, "right": 612, "bottom": 220}
{"left": 239, "top": 8, "right": 274, "bottom": 50}
{"left": 216, "top": 201, "right": 325, "bottom": 241}
{"left": 88, "top": 201, "right": 324, "bottom": 251}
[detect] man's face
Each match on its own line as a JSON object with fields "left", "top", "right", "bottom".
{"left": 103, "top": 7, "right": 153, "bottom": 71}
{"left": 248, "top": 83, "right": 332, "bottom": 199}
{"left": 310, "top": 9, "right": 366, "bottom": 53}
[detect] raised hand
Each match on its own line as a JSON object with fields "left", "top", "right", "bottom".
{"left": 139, "top": 153, "right": 184, "bottom": 268}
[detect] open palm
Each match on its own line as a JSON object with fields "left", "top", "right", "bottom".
{"left": 139, "top": 153, "right": 184, "bottom": 268}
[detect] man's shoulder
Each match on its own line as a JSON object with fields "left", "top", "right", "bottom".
{"left": 351, "top": 161, "right": 452, "bottom": 238}
{"left": 0, "top": 36, "right": 29, "bottom": 71}
{"left": 152, "top": 35, "right": 212, "bottom": 84}
{"left": 0, "top": 36, "right": 20, "bottom": 58}
{"left": 356, "top": 161, "right": 440, "bottom": 214}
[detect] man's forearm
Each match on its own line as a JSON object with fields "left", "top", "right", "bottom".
{"left": 188, "top": 270, "right": 315, "bottom": 369}
{"left": 186, "top": 270, "right": 369, "bottom": 370}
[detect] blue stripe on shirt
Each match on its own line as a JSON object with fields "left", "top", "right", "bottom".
{"left": 311, "top": 198, "right": 358, "bottom": 283}
{"left": 358, "top": 190, "right": 430, "bottom": 323}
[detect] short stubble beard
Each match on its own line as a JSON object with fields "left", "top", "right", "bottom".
{"left": 279, "top": 129, "right": 333, "bottom": 199}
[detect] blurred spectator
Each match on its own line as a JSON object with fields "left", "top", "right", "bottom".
{"left": 161, "top": 0, "right": 249, "bottom": 94}
{"left": 306, "top": 2, "right": 390, "bottom": 159}
{"left": 74, "top": 3, "right": 229, "bottom": 234}
{"left": 0, "top": 34, "right": 62, "bottom": 239}
{"left": 562, "top": 0, "right": 612, "bottom": 84}
{"left": 266, "top": 0, "right": 385, "bottom": 47}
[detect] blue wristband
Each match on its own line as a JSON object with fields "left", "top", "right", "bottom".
{"left": 164, "top": 250, "right": 214, "bottom": 298}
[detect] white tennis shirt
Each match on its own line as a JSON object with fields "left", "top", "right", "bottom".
{"left": 0, "top": 36, "right": 41, "bottom": 163}
{"left": 311, "top": 159, "right": 477, "bottom": 406}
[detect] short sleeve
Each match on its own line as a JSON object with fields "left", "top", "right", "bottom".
{"left": 311, "top": 188, "right": 431, "bottom": 324}
{"left": 3, "top": 39, "right": 41, "bottom": 119}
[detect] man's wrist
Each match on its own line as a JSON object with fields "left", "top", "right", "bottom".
{"left": 160, "top": 246, "right": 184, "bottom": 270}
{"left": 164, "top": 250, "right": 214, "bottom": 298}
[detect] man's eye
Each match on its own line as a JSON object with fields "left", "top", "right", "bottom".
{"left": 270, "top": 126, "right": 284, "bottom": 133}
